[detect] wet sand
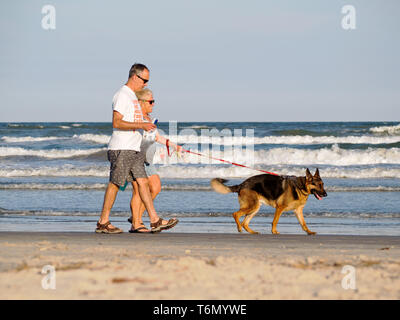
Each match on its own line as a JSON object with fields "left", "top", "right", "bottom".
{"left": 0, "top": 232, "right": 399, "bottom": 299}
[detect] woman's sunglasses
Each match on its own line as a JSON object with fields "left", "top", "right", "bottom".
{"left": 140, "top": 99, "right": 155, "bottom": 105}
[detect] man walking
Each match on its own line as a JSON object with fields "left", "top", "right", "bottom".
{"left": 96, "top": 63, "right": 178, "bottom": 234}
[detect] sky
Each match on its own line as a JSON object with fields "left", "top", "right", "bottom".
{"left": 0, "top": 0, "right": 399, "bottom": 122}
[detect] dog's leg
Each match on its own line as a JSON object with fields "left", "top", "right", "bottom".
{"left": 233, "top": 210, "right": 246, "bottom": 233}
{"left": 271, "top": 206, "right": 284, "bottom": 234}
{"left": 234, "top": 190, "right": 259, "bottom": 233}
{"left": 294, "top": 206, "right": 316, "bottom": 235}
{"left": 241, "top": 203, "right": 261, "bottom": 234}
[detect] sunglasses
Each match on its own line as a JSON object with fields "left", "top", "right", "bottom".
{"left": 140, "top": 99, "right": 155, "bottom": 105}
{"left": 136, "top": 74, "right": 149, "bottom": 84}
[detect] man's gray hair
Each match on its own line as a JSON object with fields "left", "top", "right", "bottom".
{"left": 135, "top": 88, "right": 153, "bottom": 100}
{"left": 128, "top": 63, "right": 149, "bottom": 79}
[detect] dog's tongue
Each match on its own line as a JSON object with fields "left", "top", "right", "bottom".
{"left": 315, "top": 194, "right": 322, "bottom": 200}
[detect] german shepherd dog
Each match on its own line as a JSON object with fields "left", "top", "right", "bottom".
{"left": 210, "top": 168, "right": 327, "bottom": 235}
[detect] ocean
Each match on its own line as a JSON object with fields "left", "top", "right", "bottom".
{"left": 1, "top": 121, "right": 400, "bottom": 235}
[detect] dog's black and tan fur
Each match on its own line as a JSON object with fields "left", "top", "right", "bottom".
{"left": 211, "top": 168, "right": 327, "bottom": 235}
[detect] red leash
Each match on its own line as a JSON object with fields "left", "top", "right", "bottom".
{"left": 180, "top": 147, "right": 279, "bottom": 176}
{"left": 166, "top": 138, "right": 278, "bottom": 176}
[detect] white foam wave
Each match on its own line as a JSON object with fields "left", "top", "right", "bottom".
{"left": 251, "top": 145, "right": 400, "bottom": 166}
{"left": 0, "top": 166, "right": 109, "bottom": 177}
{"left": 327, "top": 186, "right": 400, "bottom": 192}
{"left": 73, "top": 134, "right": 110, "bottom": 144}
{"left": 1, "top": 143, "right": 399, "bottom": 165}
{"left": 182, "top": 125, "right": 213, "bottom": 129}
{"left": 1, "top": 208, "right": 400, "bottom": 219}
{"left": 155, "top": 165, "right": 400, "bottom": 179}
{"left": 255, "top": 135, "right": 400, "bottom": 145}
{"left": 152, "top": 145, "right": 400, "bottom": 166}
{"left": 72, "top": 133, "right": 400, "bottom": 146}
{"left": 1, "top": 136, "right": 64, "bottom": 143}
{"left": 2, "top": 183, "right": 398, "bottom": 192}
{"left": 0, "top": 147, "right": 106, "bottom": 158}
{"left": 370, "top": 124, "right": 400, "bottom": 135}
{"left": 2, "top": 134, "right": 109, "bottom": 144}
{"left": 0, "top": 183, "right": 107, "bottom": 190}
{"left": 4, "top": 133, "right": 398, "bottom": 147}
{"left": 168, "top": 134, "right": 400, "bottom": 145}
{"left": 7, "top": 124, "right": 44, "bottom": 129}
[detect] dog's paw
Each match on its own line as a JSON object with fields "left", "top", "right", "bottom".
{"left": 271, "top": 230, "right": 280, "bottom": 235}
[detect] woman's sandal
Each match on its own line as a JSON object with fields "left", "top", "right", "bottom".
{"left": 95, "top": 221, "right": 123, "bottom": 234}
{"left": 150, "top": 218, "right": 179, "bottom": 233}
{"left": 129, "top": 226, "right": 153, "bottom": 234}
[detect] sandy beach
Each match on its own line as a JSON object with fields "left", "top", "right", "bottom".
{"left": 1, "top": 232, "right": 399, "bottom": 300}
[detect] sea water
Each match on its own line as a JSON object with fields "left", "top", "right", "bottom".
{"left": 0, "top": 121, "right": 400, "bottom": 235}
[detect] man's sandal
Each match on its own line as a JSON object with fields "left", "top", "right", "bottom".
{"left": 95, "top": 221, "right": 123, "bottom": 234}
{"left": 150, "top": 218, "right": 179, "bottom": 233}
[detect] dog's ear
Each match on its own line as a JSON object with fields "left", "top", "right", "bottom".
{"left": 314, "top": 168, "right": 320, "bottom": 177}
{"left": 306, "top": 168, "right": 312, "bottom": 181}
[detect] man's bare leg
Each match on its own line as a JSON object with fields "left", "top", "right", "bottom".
{"left": 130, "top": 181, "right": 150, "bottom": 231}
{"left": 98, "top": 182, "right": 119, "bottom": 225}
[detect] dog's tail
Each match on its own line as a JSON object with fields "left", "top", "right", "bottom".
{"left": 210, "top": 178, "right": 240, "bottom": 194}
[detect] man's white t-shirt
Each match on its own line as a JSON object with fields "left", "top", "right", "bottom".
{"left": 108, "top": 85, "right": 143, "bottom": 151}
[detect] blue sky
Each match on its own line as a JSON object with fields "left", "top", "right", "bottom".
{"left": 0, "top": 0, "right": 399, "bottom": 122}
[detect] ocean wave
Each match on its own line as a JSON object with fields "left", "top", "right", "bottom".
{"left": 370, "top": 123, "right": 400, "bottom": 135}
{"left": 7, "top": 124, "right": 44, "bottom": 129}
{"left": 2, "top": 161, "right": 400, "bottom": 179}
{"left": 155, "top": 165, "right": 400, "bottom": 179}
{"left": 1, "top": 134, "right": 109, "bottom": 144}
{"left": 0, "top": 147, "right": 106, "bottom": 159}
{"left": 257, "top": 135, "right": 400, "bottom": 145}
{"left": 181, "top": 125, "right": 214, "bottom": 129}
{"left": 0, "top": 183, "right": 107, "bottom": 190}
{"left": 0, "top": 182, "right": 399, "bottom": 192}
{"left": 1, "top": 136, "right": 65, "bottom": 143}
{"left": 1, "top": 207, "right": 400, "bottom": 219}
{"left": 166, "top": 134, "right": 400, "bottom": 145}
{"left": 152, "top": 144, "right": 400, "bottom": 166}
{"left": 68, "top": 133, "right": 400, "bottom": 146}
{"left": 73, "top": 134, "right": 111, "bottom": 144}
{"left": 0, "top": 166, "right": 109, "bottom": 177}
{"left": 3, "top": 133, "right": 399, "bottom": 147}
{"left": 248, "top": 145, "right": 400, "bottom": 166}
{"left": 326, "top": 186, "right": 400, "bottom": 192}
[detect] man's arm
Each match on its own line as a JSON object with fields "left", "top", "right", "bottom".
{"left": 112, "top": 111, "right": 156, "bottom": 131}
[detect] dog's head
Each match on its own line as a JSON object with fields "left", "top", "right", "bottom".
{"left": 305, "top": 168, "right": 327, "bottom": 200}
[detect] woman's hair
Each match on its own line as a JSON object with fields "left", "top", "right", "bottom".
{"left": 135, "top": 88, "right": 153, "bottom": 100}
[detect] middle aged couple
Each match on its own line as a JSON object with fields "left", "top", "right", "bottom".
{"left": 95, "top": 63, "right": 181, "bottom": 234}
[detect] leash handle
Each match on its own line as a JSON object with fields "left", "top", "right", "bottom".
{"left": 166, "top": 139, "right": 171, "bottom": 156}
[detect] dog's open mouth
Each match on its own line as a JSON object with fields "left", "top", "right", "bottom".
{"left": 312, "top": 190, "right": 323, "bottom": 200}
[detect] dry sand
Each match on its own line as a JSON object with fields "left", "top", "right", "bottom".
{"left": 0, "top": 232, "right": 399, "bottom": 299}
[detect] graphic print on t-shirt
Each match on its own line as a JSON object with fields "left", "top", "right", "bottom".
{"left": 133, "top": 99, "right": 143, "bottom": 123}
